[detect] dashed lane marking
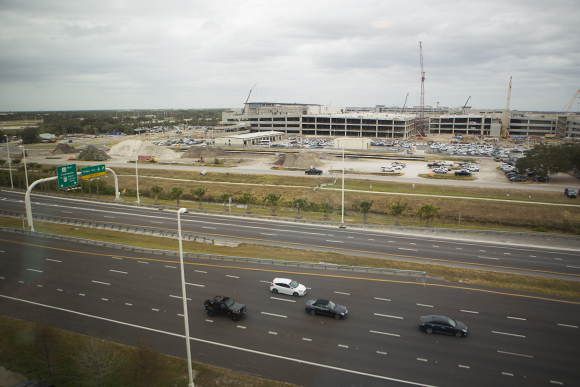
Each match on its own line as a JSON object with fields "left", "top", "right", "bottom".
{"left": 46, "top": 259, "right": 62, "bottom": 263}
{"left": 458, "top": 365, "right": 470, "bottom": 369}
{"left": 303, "top": 338, "right": 312, "bottom": 341}
{"left": 165, "top": 265, "right": 177, "bottom": 269}
{"left": 370, "top": 330, "right": 400, "bottom": 337}
{"left": 477, "top": 256, "right": 499, "bottom": 260}
{"left": 374, "top": 313, "right": 403, "bottom": 320}
{"left": 493, "top": 331, "right": 526, "bottom": 338}
{"left": 109, "top": 270, "right": 127, "bottom": 274}
{"left": 461, "top": 310, "right": 479, "bottom": 314}
{"left": 170, "top": 295, "right": 192, "bottom": 300}
{"left": 497, "top": 350, "right": 533, "bottom": 358}
{"left": 374, "top": 297, "right": 391, "bottom": 301}
{"left": 334, "top": 291, "right": 350, "bottom": 295}
{"left": 91, "top": 280, "right": 110, "bottom": 285}
{"left": 261, "top": 312, "right": 287, "bottom": 318}
{"left": 195, "top": 270, "right": 207, "bottom": 273}
{"left": 271, "top": 297, "right": 296, "bottom": 303}
{"left": 507, "top": 316, "right": 526, "bottom": 321}
{"left": 268, "top": 331, "right": 277, "bottom": 335}
{"left": 501, "top": 372, "right": 513, "bottom": 376}
{"left": 338, "top": 344, "right": 348, "bottom": 348}
{"left": 27, "top": 268, "right": 43, "bottom": 273}
{"left": 227, "top": 275, "right": 239, "bottom": 278}
{"left": 417, "top": 358, "right": 427, "bottom": 362}
{"left": 185, "top": 283, "right": 205, "bottom": 287}
{"left": 557, "top": 323, "right": 578, "bottom": 328}
{"left": 377, "top": 351, "right": 387, "bottom": 355}
{"left": 417, "top": 303, "right": 433, "bottom": 308}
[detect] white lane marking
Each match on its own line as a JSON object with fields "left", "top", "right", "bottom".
{"left": 504, "top": 253, "right": 511, "bottom": 255}
{"left": 334, "top": 291, "right": 350, "bottom": 295}
{"left": 185, "top": 283, "right": 205, "bottom": 287}
{"left": 461, "top": 310, "right": 479, "bottom": 314}
{"left": 37, "top": 285, "right": 43, "bottom": 288}
{"left": 501, "top": 372, "right": 513, "bottom": 376}
{"left": 458, "top": 365, "right": 470, "bottom": 369}
{"left": 57, "top": 289, "right": 63, "bottom": 292}
{"left": 91, "top": 280, "right": 110, "bottom": 285}
{"left": 165, "top": 265, "right": 177, "bottom": 269}
{"left": 303, "top": 338, "right": 312, "bottom": 341}
{"left": 338, "top": 344, "right": 348, "bottom": 348}
{"left": 368, "top": 238, "right": 375, "bottom": 241}
{"left": 271, "top": 297, "right": 296, "bottom": 303}
{"left": 268, "top": 331, "right": 277, "bottom": 335}
{"left": 1, "top": 295, "right": 439, "bottom": 387}
{"left": 557, "top": 323, "right": 578, "bottom": 328}
{"left": 326, "top": 240, "right": 344, "bottom": 243}
{"left": 456, "top": 247, "right": 462, "bottom": 250}
{"left": 150, "top": 221, "right": 164, "bottom": 224}
{"left": 493, "top": 331, "right": 525, "bottom": 338}
{"left": 0, "top": 277, "right": 4, "bottom": 280}
{"left": 152, "top": 308, "right": 159, "bottom": 312}
{"left": 566, "top": 265, "right": 580, "bottom": 269}
{"left": 112, "top": 257, "right": 122, "bottom": 260}
{"left": 399, "top": 248, "right": 418, "bottom": 251}
{"left": 550, "top": 381, "right": 563, "bottom": 385}
{"left": 19, "top": 281, "right": 24, "bottom": 283}
{"left": 102, "top": 298, "right": 108, "bottom": 301}
{"left": 530, "top": 255, "right": 536, "bottom": 257}
{"left": 554, "top": 258, "right": 561, "bottom": 260}
{"left": 62, "top": 211, "right": 72, "bottom": 213}
{"left": 410, "top": 243, "right": 416, "bottom": 245}
{"left": 432, "top": 245, "right": 439, "bottom": 247}
{"left": 477, "top": 256, "right": 500, "bottom": 260}
{"left": 479, "top": 250, "right": 486, "bottom": 252}
{"left": 237, "top": 325, "right": 246, "bottom": 329}
{"left": 261, "top": 312, "right": 287, "bottom": 318}
{"left": 138, "top": 261, "right": 148, "bottom": 264}
{"left": 260, "top": 280, "right": 271, "bottom": 283}
{"left": 195, "top": 270, "right": 207, "bottom": 273}
{"left": 226, "top": 275, "right": 239, "bottom": 279}
{"left": 261, "top": 233, "right": 277, "bottom": 236}
{"left": 417, "top": 358, "right": 427, "bottom": 362}
{"left": 109, "top": 270, "right": 127, "bottom": 274}
{"left": 417, "top": 303, "right": 433, "bottom": 308}
{"left": 104, "top": 216, "right": 116, "bottom": 218}
{"left": 348, "top": 236, "right": 354, "bottom": 239}
{"left": 370, "top": 330, "right": 400, "bottom": 337}
{"left": 388, "top": 241, "right": 394, "bottom": 243}
{"left": 202, "top": 227, "right": 216, "bottom": 229}
{"left": 374, "top": 313, "right": 403, "bottom": 320}
{"left": 79, "top": 293, "right": 85, "bottom": 296}
{"left": 27, "top": 268, "right": 43, "bottom": 273}
{"left": 497, "top": 350, "right": 533, "bottom": 358}
{"left": 507, "top": 316, "right": 526, "bottom": 321}
{"left": 205, "top": 319, "right": 213, "bottom": 322}
{"left": 125, "top": 303, "right": 132, "bottom": 306}
{"left": 178, "top": 314, "right": 184, "bottom": 317}
{"left": 377, "top": 351, "right": 387, "bottom": 355}
{"left": 374, "top": 297, "right": 391, "bottom": 302}
{"left": 170, "top": 295, "right": 192, "bottom": 301}
{"left": 46, "top": 259, "right": 62, "bottom": 263}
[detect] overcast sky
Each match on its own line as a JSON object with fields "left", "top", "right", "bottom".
{"left": 1, "top": 0, "right": 579, "bottom": 112}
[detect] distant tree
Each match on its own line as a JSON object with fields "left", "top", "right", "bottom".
{"left": 190, "top": 187, "right": 206, "bottom": 209}
{"left": 17, "top": 164, "right": 25, "bottom": 188}
{"left": 150, "top": 185, "right": 163, "bottom": 205}
{"left": 0, "top": 159, "right": 6, "bottom": 186}
{"left": 417, "top": 204, "right": 439, "bottom": 227}
{"left": 126, "top": 338, "right": 167, "bottom": 387}
{"left": 21, "top": 127, "right": 39, "bottom": 144}
{"left": 389, "top": 200, "right": 412, "bottom": 226}
{"left": 218, "top": 192, "right": 232, "bottom": 211}
{"left": 320, "top": 201, "right": 332, "bottom": 221}
{"left": 169, "top": 186, "right": 184, "bottom": 207}
{"left": 34, "top": 312, "right": 59, "bottom": 377}
{"left": 238, "top": 191, "right": 254, "bottom": 214}
{"left": 359, "top": 200, "right": 374, "bottom": 224}
{"left": 263, "top": 193, "right": 282, "bottom": 216}
{"left": 76, "top": 332, "right": 121, "bottom": 387}
{"left": 293, "top": 198, "right": 308, "bottom": 219}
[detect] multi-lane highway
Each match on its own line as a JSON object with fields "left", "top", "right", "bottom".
{"left": 1, "top": 191, "right": 579, "bottom": 280}
{"left": 1, "top": 229, "right": 578, "bottom": 386}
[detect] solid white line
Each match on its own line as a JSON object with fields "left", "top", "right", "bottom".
{"left": 195, "top": 270, "right": 207, "bottom": 273}
{"left": 0, "top": 294, "right": 440, "bottom": 387}
{"left": 374, "top": 313, "right": 403, "bottom": 320}
{"left": 326, "top": 240, "right": 343, "bottom": 243}
{"left": 268, "top": 331, "right": 277, "bottom": 335}
{"left": 399, "top": 248, "right": 418, "bottom": 251}
{"left": 417, "top": 358, "right": 427, "bottom": 362}
{"left": 458, "top": 365, "right": 470, "bottom": 369}
{"left": 461, "top": 310, "right": 479, "bottom": 314}
{"left": 557, "top": 323, "right": 578, "bottom": 328}
{"left": 170, "top": 295, "right": 192, "bottom": 300}
{"left": 91, "top": 280, "right": 110, "bottom": 285}
{"left": 261, "top": 312, "right": 287, "bottom": 318}
{"left": 165, "top": 265, "right": 177, "bottom": 269}
{"left": 226, "top": 275, "right": 239, "bottom": 278}
{"left": 185, "top": 283, "right": 205, "bottom": 287}
{"left": 497, "top": 350, "right": 533, "bottom": 358}
{"left": 417, "top": 303, "right": 433, "bottom": 308}
{"left": 477, "top": 256, "right": 500, "bottom": 260}
{"left": 334, "top": 291, "right": 350, "bottom": 295}
{"left": 492, "top": 331, "right": 525, "bottom": 338}
{"left": 303, "top": 338, "right": 312, "bottom": 341}
{"left": 374, "top": 297, "right": 391, "bottom": 301}
{"left": 376, "top": 351, "right": 387, "bottom": 355}
{"left": 271, "top": 297, "right": 296, "bottom": 303}
{"left": 46, "top": 259, "right": 62, "bottom": 263}
{"left": 501, "top": 372, "right": 513, "bottom": 376}
{"left": 507, "top": 316, "right": 526, "bottom": 321}
{"left": 109, "top": 270, "right": 127, "bottom": 274}
{"left": 338, "top": 344, "right": 348, "bottom": 348}
{"left": 27, "top": 268, "right": 43, "bottom": 273}
{"left": 370, "top": 330, "right": 400, "bottom": 337}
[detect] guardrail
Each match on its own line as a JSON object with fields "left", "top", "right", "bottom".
{"left": 0, "top": 226, "right": 428, "bottom": 279}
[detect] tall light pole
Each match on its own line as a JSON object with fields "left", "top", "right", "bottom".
{"left": 135, "top": 138, "right": 140, "bottom": 204}
{"left": 5, "top": 135, "right": 13, "bottom": 188}
{"left": 19, "top": 146, "right": 29, "bottom": 188}
{"left": 341, "top": 143, "right": 345, "bottom": 226}
{"left": 177, "top": 208, "right": 195, "bottom": 387}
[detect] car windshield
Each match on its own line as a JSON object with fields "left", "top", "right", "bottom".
{"left": 225, "top": 298, "right": 234, "bottom": 307}
{"left": 290, "top": 280, "right": 299, "bottom": 288}
{"left": 327, "top": 301, "right": 336, "bottom": 309}
{"left": 446, "top": 317, "right": 457, "bottom": 327}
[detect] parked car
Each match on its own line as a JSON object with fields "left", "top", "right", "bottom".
{"left": 419, "top": 315, "right": 467, "bottom": 337}
{"left": 433, "top": 167, "right": 449, "bottom": 174}
{"left": 305, "top": 168, "right": 322, "bottom": 175}
{"left": 204, "top": 295, "right": 246, "bottom": 321}
{"left": 534, "top": 176, "right": 550, "bottom": 182}
{"left": 305, "top": 299, "right": 348, "bottom": 320}
{"left": 270, "top": 278, "right": 307, "bottom": 297}
{"left": 510, "top": 175, "right": 526, "bottom": 182}
{"left": 381, "top": 166, "right": 396, "bottom": 172}
{"left": 455, "top": 170, "right": 472, "bottom": 176}
{"left": 565, "top": 188, "right": 577, "bottom": 198}
{"left": 468, "top": 166, "right": 479, "bottom": 172}
{"left": 391, "top": 164, "right": 403, "bottom": 170}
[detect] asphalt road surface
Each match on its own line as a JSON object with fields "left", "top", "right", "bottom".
{"left": 1, "top": 230, "right": 578, "bottom": 386}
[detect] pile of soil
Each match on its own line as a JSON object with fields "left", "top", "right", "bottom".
{"left": 51, "top": 143, "right": 78, "bottom": 155}
{"left": 181, "top": 146, "right": 227, "bottom": 158}
{"left": 274, "top": 151, "right": 323, "bottom": 169}
{"left": 108, "top": 140, "right": 179, "bottom": 159}
{"left": 76, "top": 145, "right": 111, "bottom": 161}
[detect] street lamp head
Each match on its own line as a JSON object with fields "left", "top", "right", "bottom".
{"left": 178, "top": 208, "right": 188, "bottom": 214}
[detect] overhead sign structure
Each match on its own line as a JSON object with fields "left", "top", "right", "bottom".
{"left": 81, "top": 164, "right": 106, "bottom": 180}
{"left": 57, "top": 164, "right": 79, "bottom": 189}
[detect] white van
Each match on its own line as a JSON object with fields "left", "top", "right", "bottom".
{"left": 440, "top": 161, "right": 454, "bottom": 167}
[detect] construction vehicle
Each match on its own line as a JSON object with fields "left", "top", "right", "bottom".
{"left": 137, "top": 155, "right": 158, "bottom": 163}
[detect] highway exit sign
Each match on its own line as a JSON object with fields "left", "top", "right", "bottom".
{"left": 81, "top": 164, "right": 106, "bottom": 180}
{"left": 57, "top": 164, "right": 79, "bottom": 189}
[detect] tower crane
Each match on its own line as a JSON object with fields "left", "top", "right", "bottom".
{"left": 563, "top": 89, "right": 580, "bottom": 113}
{"left": 501, "top": 76, "right": 512, "bottom": 138}
{"left": 242, "top": 84, "right": 257, "bottom": 114}
{"left": 419, "top": 42, "right": 426, "bottom": 136}
{"left": 400, "top": 93, "right": 409, "bottom": 113}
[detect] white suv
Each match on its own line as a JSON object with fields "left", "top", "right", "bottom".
{"left": 270, "top": 278, "right": 307, "bottom": 297}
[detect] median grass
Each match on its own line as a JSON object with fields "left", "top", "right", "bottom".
{"left": 2, "top": 217, "right": 579, "bottom": 299}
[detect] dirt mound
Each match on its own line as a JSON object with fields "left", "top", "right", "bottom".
{"left": 108, "top": 140, "right": 179, "bottom": 159}
{"left": 274, "top": 152, "right": 323, "bottom": 169}
{"left": 51, "top": 143, "right": 78, "bottom": 155}
{"left": 181, "top": 146, "right": 227, "bottom": 158}
{"left": 76, "top": 145, "right": 111, "bottom": 161}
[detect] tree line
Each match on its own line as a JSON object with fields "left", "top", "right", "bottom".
{"left": 515, "top": 143, "right": 580, "bottom": 176}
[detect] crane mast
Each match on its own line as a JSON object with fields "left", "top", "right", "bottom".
{"left": 501, "top": 76, "right": 512, "bottom": 138}
{"left": 419, "top": 42, "right": 426, "bottom": 136}
{"left": 564, "top": 89, "right": 580, "bottom": 113}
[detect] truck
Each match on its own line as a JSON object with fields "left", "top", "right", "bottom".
{"left": 137, "top": 155, "right": 158, "bottom": 163}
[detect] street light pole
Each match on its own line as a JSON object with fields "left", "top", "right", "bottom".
{"left": 5, "top": 135, "right": 13, "bottom": 188}
{"left": 177, "top": 208, "right": 195, "bottom": 387}
{"left": 135, "top": 139, "right": 140, "bottom": 204}
{"left": 19, "top": 146, "right": 29, "bottom": 188}
{"left": 341, "top": 143, "right": 345, "bottom": 225}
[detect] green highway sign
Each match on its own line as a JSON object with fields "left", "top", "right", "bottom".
{"left": 57, "top": 164, "right": 79, "bottom": 189}
{"left": 81, "top": 164, "right": 106, "bottom": 180}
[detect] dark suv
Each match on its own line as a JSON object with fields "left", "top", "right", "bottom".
{"left": 204, "top": 295, "right": 246, "bottom": 321}
{"left": 565, "top": 188, "right": 577, "bottom": 198}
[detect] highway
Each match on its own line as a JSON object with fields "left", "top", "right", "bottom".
{"left": 1, "top": 229, "right": 578, "bottom": 386}
{"left": 1, "top": 191, "right": 580, "bottom": 280}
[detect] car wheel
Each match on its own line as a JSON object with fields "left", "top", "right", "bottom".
{"left": 231, "top": 315, "right": 239, "bottom": 322}
{"left": 293, "top": 292, "right": 299, "bottom": 297}
{"left": 426, "top": 327, "right": 433, "bottom": 334}
{"left": 334, "top": 314, "right": 340, "bottom": 320}
{"left": 207, "top": 310, "right": 215, "bottom": 317}
{"left": 272, "top": 288, "right": 278, "bottom": 294}
{"left": 455, "top": 331, "right": 462, "bottom": 338}
{"left": 310, "top": 310, "right": 316, "bottom": 316}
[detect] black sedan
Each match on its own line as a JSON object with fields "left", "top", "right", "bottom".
{"left": 305, "top": 299, "right": 347, "bottom": 319}
{"left": 419, "top": 315, "right": 467, "bottom": 337}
